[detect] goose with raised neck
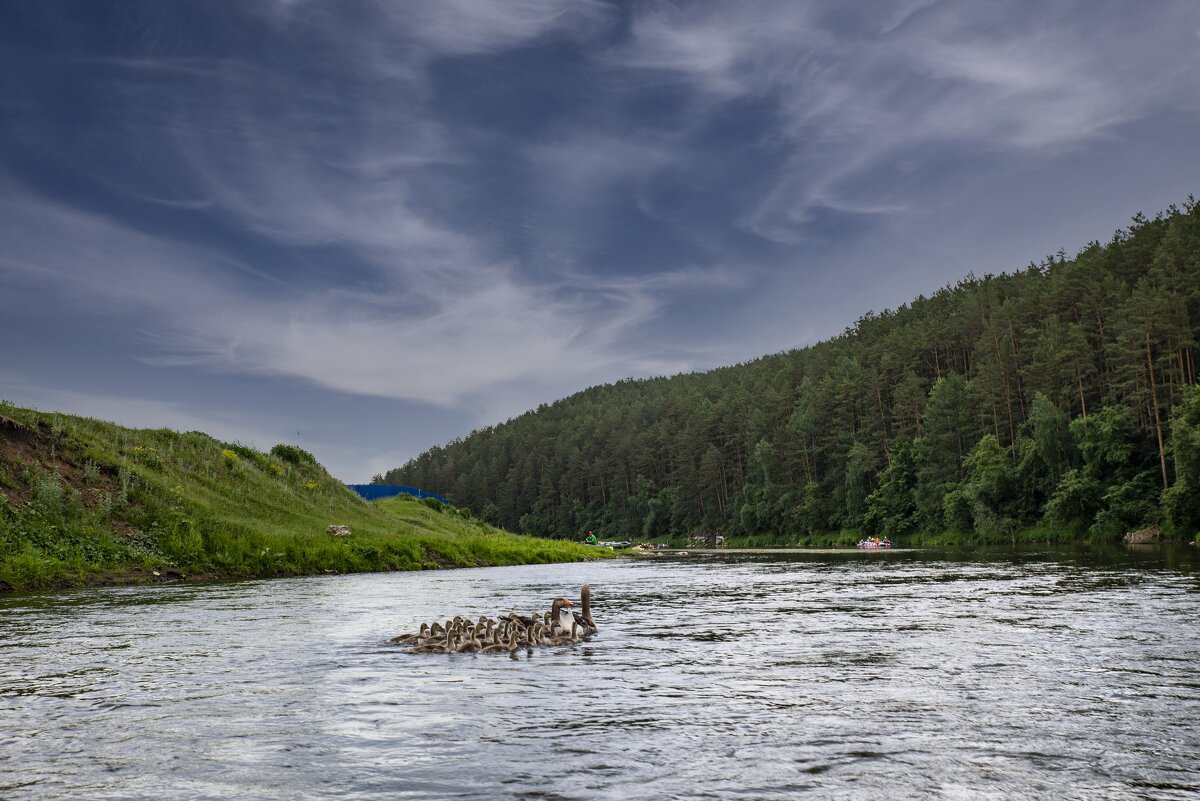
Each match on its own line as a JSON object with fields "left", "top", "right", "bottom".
{"left": 573, "top": 584, "right": 597, "bottom": 636}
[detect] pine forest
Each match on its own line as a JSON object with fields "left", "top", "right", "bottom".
{"left": 381, "top": 199, "right": 1200, "bottom": 545}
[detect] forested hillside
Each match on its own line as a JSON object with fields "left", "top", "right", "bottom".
{"left": 382, "top": 199, "right": 1200, "bottom": 544}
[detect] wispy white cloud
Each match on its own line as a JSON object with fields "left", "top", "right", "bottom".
{"left": 0, "top": 0, "right": 753, "bottom": 418}
{"left": 262, "top": 0, "right": 611, "bottom": 55}
{"left": 0, "top": 190, "right": 730, "bottom": 410}
{"left": 5, "top": 0, "right": 1198, "bottom": 452}
{"left": 614, "top": 0, "right": 1200, "bottom": 242}
{"left": 386, "top": 0, "right": 611, "bottom": 55}
{"left": 616, "top": 3, "right": 823, "bottom": 98}
{"left": 525, "top": 132, "right": 679, "bottom": 202}
{"left": 4, "top": 6, "right": 753, "bottom": 410}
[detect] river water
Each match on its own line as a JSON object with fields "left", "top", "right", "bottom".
{"left": 2, "top": 548, "right": 1198, "bottom": 800}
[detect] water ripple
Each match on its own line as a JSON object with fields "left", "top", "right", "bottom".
{"left": 1, "top": 549, "right": 1198, "bottom": 799}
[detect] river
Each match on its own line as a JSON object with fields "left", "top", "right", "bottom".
{"left": 2, "top": 547, "right": 1198, "bottom": 800}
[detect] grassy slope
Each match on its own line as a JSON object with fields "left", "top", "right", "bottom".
{"left": 0, "top": 403, "right": 606, "bottom": 592}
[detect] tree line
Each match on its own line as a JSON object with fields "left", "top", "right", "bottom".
{"left": 380, "top": 198, "right": 1200, "bottom": 543}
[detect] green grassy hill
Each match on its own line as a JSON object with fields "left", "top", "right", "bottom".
{"left": 0, "top": 402, "right": 605, "bottom": 592}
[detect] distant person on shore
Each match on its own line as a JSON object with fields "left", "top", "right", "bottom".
{"left": 585, "top": 531, "right": 597, "bottom": 545}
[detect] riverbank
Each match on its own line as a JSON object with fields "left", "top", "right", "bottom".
{"left": 641, "top": 547, "right": 925, "bottom": 556}
{"left": 0, "top": 404, "right": 606, "bottom": 592}
{"left": 715, "top": 521, "right": 1194, "bottom": 550}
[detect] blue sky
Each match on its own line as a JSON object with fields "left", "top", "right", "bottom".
{"left": 2, "top": 1, "right": 1199, "bottom": 481}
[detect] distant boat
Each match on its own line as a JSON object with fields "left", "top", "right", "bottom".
{"left": 856, "top": 537, "right": 893, "bottom": 549}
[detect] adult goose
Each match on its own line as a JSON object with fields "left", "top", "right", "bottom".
{"left": 549, "top": 597, "right": 576, "bottom": 639}
{"left": 573, "top": 584, "right": 598, "bottom": 636}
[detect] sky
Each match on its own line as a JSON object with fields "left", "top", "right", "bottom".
{"left": 2, "top": 1, "right": 1199, "bottom": 482}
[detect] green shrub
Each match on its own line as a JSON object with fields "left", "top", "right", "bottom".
{"left": 161, "top": 519, "right": 204, "bottom": 564}
{"left": 0, "top": 546, "right": 61, "bottom": 590}
{"left": 1089, "top": 472, "right": 1160, "bottom": 540}
{"left": 941, "top": 486, "right": 973, "bottom": 533}
{"left": 271, "top": 444, "right": 316, "bottom": 465}
{"left": 1045, "top": 468, "right": 1101, "bottom": 524}
{"left": 132, "top": 445, "right": 162, "bottom": 468}
{"left": 34, "top": 471, "right": 64, "bottom": 517}
{"left": 223, "top": 443, "right": 259, "bottom": 461}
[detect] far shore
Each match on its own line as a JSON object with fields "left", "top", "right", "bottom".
{"left": 638, "top": 547, "right": 922, "bottom": 555}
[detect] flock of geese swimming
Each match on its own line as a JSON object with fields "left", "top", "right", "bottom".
{"left": 390, "top": 584, "right": 597, "bottom": 654}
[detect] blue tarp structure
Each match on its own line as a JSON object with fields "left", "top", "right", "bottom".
{"left": 346, "top": 484, "right": 450, "bottom": 504}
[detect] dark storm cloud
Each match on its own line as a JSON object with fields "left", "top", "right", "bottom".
{"left": 2, "top": 0, "right": 1199, "bottom": 478}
